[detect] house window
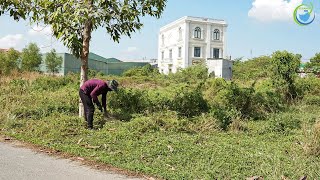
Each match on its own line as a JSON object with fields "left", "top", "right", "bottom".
{"left": 161, "top": 34, "right": 164, "bottom": 45}
{"left": 194, "top": 27, "right": 201, "bottom": 39}
{"left": 178, "top": 27, "right": 182, "bottom": 41}
{"left": 161, "top": 51, "right": 164, "bottom": 60}
{"left": 178, "top": 47, "right": 182, "bottom": 58}
{"left": 213, "top": 29, "right": 220, "bottom": 40}
{"left": 194, "top": 47, "right": 201, "bottom": 57}
{"left": 169, "top": 49, "right": 172, "bottom": 60}
{"left": 213, "top": 48, "right": 220, "bottom": 59}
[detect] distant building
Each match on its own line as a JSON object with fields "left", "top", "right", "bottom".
{"left": 40, "top": 52, "right": 149, "bottom": 76}
{"left": 158, "top": 16, "right": 232, "bottom": 80}
{"left": 0, "top": 48, "right": 10, "bottom": 53}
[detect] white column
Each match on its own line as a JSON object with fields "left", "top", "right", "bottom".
{"left": 184, "top": 21, "right": 190, "bottom": 67}
{"left": 158, "top": 33, "right": 162, "bottom": 72}
{"left": 223, "top": 25, "right": 227, "bottom": 59}
{"left": 206, "top": 23, "right": 211, "bottom": 59}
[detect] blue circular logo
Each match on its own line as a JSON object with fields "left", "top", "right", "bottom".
{"left": 294, "top": 3, "right": 315, "bottom": 26}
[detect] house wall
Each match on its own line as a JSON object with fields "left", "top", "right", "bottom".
{"left": 40, "top": 53, "right": 149, "bottom": 76}
{"left": 158, "top": 16, "right": 230, "bottom": 79}
{"left": 206, "top": 59, "right": 233, "bottom": 80}
{"left": 158, "top": 20, "right": 186, "bottom": 74}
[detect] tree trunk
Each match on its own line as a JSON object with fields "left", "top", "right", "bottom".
{"left": 79, "top": 18, "right": 93, "bottom": 117}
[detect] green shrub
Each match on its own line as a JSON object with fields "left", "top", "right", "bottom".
{"left": 304, "top": 121, "right": 320, "bottom": 156}
{"left": 208, "top": 81, "right": 284, "bottom": 121}
{"left": 169, "top": 65, "right": 208, "bottom": 83}
{"left": 127, "top": 111, "right": 179, "bottom": 133}
{"left": 298, "top": 76, "right": 320, "bottom": 96}
{"left": 88, "top": 69, "right": 105, "bottom": 78}
{"left": 122, "top": 64, "right": 160, "bottom": 77}
{"left": 31, "top": 75, "right": 76, "bottom": 91}
{"left": 9, "top": 79, "right": 30, "bottom": 92}
{"left": 232, "top": 56, "right": 272, "bottom": 80}
{"left": 211, "top": 107, "right": 240, "bottom": 130}
{"left": 203, "top": 78, "right": 228, "bottom": 104}
{"left": 0, "top": 49, "right": 20, "bottom": 75}
{"left": 109, "top": 83, "right": 209, "bottom": 119}
{"left": 169, "top": 85, "right": 209, "bottom": 117}
{"left": 267, "top": 113, "right": 301, "bottom": 133}
{"left": 12, "top": 102, "right": 77, "bottom": 120}
{"left": 108, "top": 88, "right": 150, "bottom": 117}
{"left": 148, "top": 90, "right": 171, "bottom": 112}
{"left": 271, "top": 51, "right": 301, "bottom": 102}
{"left": 303, "top": 95, "right": 320, "bottom": 105}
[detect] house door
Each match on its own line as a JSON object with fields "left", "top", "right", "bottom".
{"left": 213, "top": 48, "right": 220, "bottom": 59}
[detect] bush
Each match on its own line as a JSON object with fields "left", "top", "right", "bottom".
{"left": 31, "top": 75, "right": 76, "bottom": 91}
{"left": 148, "top": 90, "right": 172, "bottom": 112}
{"left": 271, "top": 51, "right": 301, "bottom": 102}
{"left": 211, "top": 107, "right": 240, "bottom": 130}
{"left": 298, "top": 76, "right": 320, "bottom": 96}
{"left": 267, "top": 113, "right": 301, "bottom": 133}
{"left": 122, "top": 64, "right": 160, "bottom": 77}
{"left": 304, "top": 121, "right": 320, "bottom": 156}
{"left": 207, "top": 81, "right": 284, "bottom": 121}
{"left": 169, "top": 65, "right": 208, "bottom": 83}
{"left": 88, "top": 69, "right": 105, "bottom": 78}
{"left": 169, "top": 85, "right": 209, "bottom": 117}
{"left": 108, "top": 88, "right": 150, "bottom": 119}
{"left": 232, "top": 56, "right": 272, "bottom": 80}
{"left": 11, "top": 99, "right": 77, "bottom": 120}
{"left": 303, "top": 95, "right": 320, "bottom": 106}
{"left": 127, "top": 111, "right": 179, "bottom": 134}
{"left": 203, "top": 78, "right": 228, "bottom": 104}
{"left": 9, "top": 79, "right": 30, "bottom": 92}
{"left": 0, "top": 48, "right": 20, "bottom": 75}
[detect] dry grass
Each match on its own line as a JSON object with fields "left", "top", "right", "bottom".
{"left": 0, "top": 71, "right": 42, "bottom": 84}
{"left": 304, "top": 120, "right": 320, "bottom": 156}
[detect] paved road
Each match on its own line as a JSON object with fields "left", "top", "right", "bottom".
{"left": 0, "top": 142, "right": 143, "bottom": 180}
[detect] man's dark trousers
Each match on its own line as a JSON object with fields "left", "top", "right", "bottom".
{"left": 79, "top": 89, "right": 94, "bottom": 129}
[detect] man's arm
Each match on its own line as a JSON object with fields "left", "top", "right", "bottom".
{"left": 101, "top": 93, "right": 106, "bottom": 112}
{"left": 90, "top": 85, "right": 102, "bottom": 111}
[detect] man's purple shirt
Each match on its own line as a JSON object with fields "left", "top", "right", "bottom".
{"left": 80, "top": 79, "right": 112, "bottom": 110}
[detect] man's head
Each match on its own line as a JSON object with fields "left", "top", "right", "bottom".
{"left": 107, "top": 80, "right": 119, "bottom": 91}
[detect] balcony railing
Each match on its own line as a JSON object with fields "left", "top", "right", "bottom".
{"left": 160, "top": 58, "right": 173, "bottom": 64}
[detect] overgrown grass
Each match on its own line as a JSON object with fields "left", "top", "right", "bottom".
{"left": 1, "top": 70, "right": 320, "bottom": 179}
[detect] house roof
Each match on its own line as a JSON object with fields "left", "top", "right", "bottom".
{"left": 89, "top": 53, "right": 121, "bottom": 63}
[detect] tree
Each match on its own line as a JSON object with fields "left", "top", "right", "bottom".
{"left": 232, "top": 56, "right": 272, "bottom": 80}
{"left": 21, "top": 43, "right": 42, "bottom": 72}
{"left": 45, "top": 49, "right": 62, "bottom": 75}
{"left": 271, "top": 51, "right": 301, "bottom": 102}
{"left": 0, "top": 48, "right": 20, "bottom": 75}
{"left": 305, "top": 53, "right": 320, "bottom": 74}
{"left": 1, "top": 0, "right": 167, "bottom": 116}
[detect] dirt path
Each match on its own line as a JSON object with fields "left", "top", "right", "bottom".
{"left": 0, "top": 141, "right": 144, "bottom": 180}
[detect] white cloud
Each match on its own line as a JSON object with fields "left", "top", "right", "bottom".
{"left": 0, "top": 34, "right": 24, "bottom": 49}
{"left": 127, "top": 46, "right": 138, "bottom": 52}
{"left": 28, "top": 25, "right": 52, "bottom": 37}
{"left": 248, "top": 0, "right": 303, "bottom": 22}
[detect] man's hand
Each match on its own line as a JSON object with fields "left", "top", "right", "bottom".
{"left": 97, "top": 106, "right": 103, "bottom": 112}
{"left": 103, "top": 110, "right": 110, "bottom": 118}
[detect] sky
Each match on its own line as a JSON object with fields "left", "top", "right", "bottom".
{"left": 0, "top": 0, "right": 319, "bottom": 62}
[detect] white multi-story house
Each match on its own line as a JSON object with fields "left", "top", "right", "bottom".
{"left": 158, "top": 16, "right": 232, "bottom": 80}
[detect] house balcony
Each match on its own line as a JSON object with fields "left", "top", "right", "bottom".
{"left": 160, "top": 58, "right": 174, "bottom": 64}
